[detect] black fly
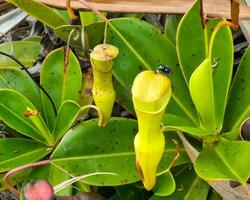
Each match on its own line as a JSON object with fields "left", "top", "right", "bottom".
{"left": 156, "top": 64, "right": 172, "bottom": 76}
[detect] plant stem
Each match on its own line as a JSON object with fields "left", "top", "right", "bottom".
{"left": 66, "top": 0, "right": 78, "bottom": 20}
{"left": 3, "top": 160, "right": 51, "bottom": 197}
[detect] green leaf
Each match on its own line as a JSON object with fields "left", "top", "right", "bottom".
{"left": 206, "top": 19, "right": 233, "bottom": 132}
{"left": 110, "top": 183, "right": 149, "bottom": 200}
{"left": 176, "top": 0, "right": 206, "bottom": 83}
{"left": 165, "top": 15, "right": 182, "bottom": 45}
{"left": 177, "top": 0, "right": 233, "bottom": 132}
{"left": 53, "top": 100, "right": 81, "bottom": 142}
{"left": 163, "top": 114, "right": 213, "bottom": 137}
{"left": 189, "top": 59, "right": 215, "bottom": 131}
{"left": 150, "top": 167, "right": 209, "bottom": 200}
{"left": 105, "top": 18, "right": 198, "bottom": 126}
{"left": 7, "top": 0, "right": 68, "bottom": 29}
{"left": 51, "top": 118, "right": 189, "bottom": 186}
{"left": 0, "top": 89, "right": 53, "bottom": 145}
{"left": 22, "top": 36, "right": 42, "bottom": 42}
{"left": 53, "top": 9, "right": 71, "bottom": 23}
{"left": 0, "top": 68, "right": 56, "bottom": 130}
{"left": 0, "top": 138, "right": 51, "bottom": 172}
{"left": 194, "top": 138, "right": 250, "bottom": 185}
{"left": 224, "top": 46, "right": 250, "bottom": 136}
{"left": 0, "top": 41, "right": 42, "bottom": 68}
{"left": 40, "top": 47, "right": 82, "bottom": 131}
{"left": 0, "top": 68, "right": 43, "bottom": 113}
{"left": 80, "top": 11, "right": 105, "bottom": 26}
{"left": 113, "top": 79, "right": 134, "bottom": 114}
{"left": 41, "top": 47, "right": 82, "bottom": 110}
{"left": 153, "top": 172, "right": 175, "bottom": 196}
{"left": 207, "top": 190, "right": 223, "bottom": 200}
{"left": 50, "top": 165, "right": 72, "bottom": 195}
{"left": 85, "top": 22, "right": 105, "bottom": 49}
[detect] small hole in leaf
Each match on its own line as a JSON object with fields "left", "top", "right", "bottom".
{"left": 229, "top": 181, "right": 240, "bottom": 188}
{"left": 240, "top": 117, "right": 250, "bottom": 141}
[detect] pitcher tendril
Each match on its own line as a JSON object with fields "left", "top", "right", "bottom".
{"left": 208, "top": 21, "right": 238, "bottom": 60}
{"left": 157, "top": 139, "right": 181, "bottom": 176}
{"left": 207, "top": 0, "right": 239, "bottom": 60}
{"left": 80, "top": 105, "right": 104, "bottom": 127}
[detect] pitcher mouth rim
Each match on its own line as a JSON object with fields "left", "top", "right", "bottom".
{"left": 132, "top": 96, "right": 167, "bottom": 115}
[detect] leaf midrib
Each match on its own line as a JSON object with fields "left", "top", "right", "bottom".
{"left": 52, "top": 148, "right": 185, "bottom": 161}
{"left": 0, "top": 74, "right": 11, "bottom": 88}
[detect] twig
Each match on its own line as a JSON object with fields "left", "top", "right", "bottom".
{"left": 157, "top": 139, "right": 181, "bottom": 176}
{"left": 77, "top": 0, "right": 108, "bottom": 22}
{"left": 3, "top": 160, "right": 51, "bottom": 197}
{"left": 66, "top": 0, "right": 78, "bottom": 20}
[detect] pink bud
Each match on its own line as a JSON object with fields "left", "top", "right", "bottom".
{"left": 24, "top": 180, "right": 54, "bottom": 200}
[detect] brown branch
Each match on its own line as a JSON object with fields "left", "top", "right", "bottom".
{"left": 66, "top": 0, "right": 78, "bottom": 20}
{"left": 3, "top": 160, "right": 51, "bottom": 197}
{"left": 230, "top": 0, "right": 240, "bottom": 28}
